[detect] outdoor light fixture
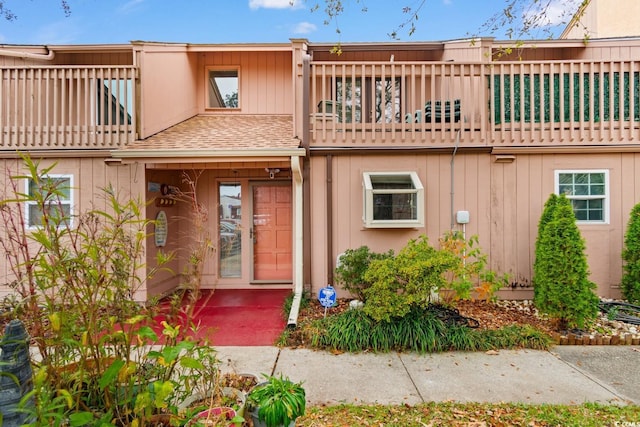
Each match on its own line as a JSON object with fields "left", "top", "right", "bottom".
{"left": 265, "top": 168, "right": 281, "bottom": 179}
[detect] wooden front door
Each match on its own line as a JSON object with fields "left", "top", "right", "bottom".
{"left": 252, "top": 183, "right": 292, "bottom": 282}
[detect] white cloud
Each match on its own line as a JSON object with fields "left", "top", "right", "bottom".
{"left": 249, "top": 0, "right": 303, "bottom": 10}
{"left": 526, "top": 0, "right": 582, "bottom": 27}
{"left": 118, "top": 0, "right": 145, "bottom": 15}
{"left": 292, "top": 21, "right": 316, "bottom": 34}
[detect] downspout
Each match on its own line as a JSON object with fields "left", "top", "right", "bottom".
{"left": 326, "top": 154, "right": 333, "bottom": 284}
{"left": 450, "top": 129, "right": 461, "bottom": 229}
{"left": 0, "top": 46, "right": 55, "bottom": 60}
{"left": 288, "top": 51, "right": 311, "bottom": 327}
{"left": 302, "top": 54, "right": 312, "bottom": 292}
{"left": 288, "top": 155, "right": 304, "bottom": 327}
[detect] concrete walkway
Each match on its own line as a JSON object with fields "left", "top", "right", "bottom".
{"left": 216, "top": 346, "right": 640, "bottom": 406}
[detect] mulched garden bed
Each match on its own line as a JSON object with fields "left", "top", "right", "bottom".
{"left": 285, "top": 298, "right": 640, "bottom": 347}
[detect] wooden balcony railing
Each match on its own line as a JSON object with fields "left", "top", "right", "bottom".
{"left": 309, "top": 60, "right": 640, "bottom": 148}
{"left": 0, "top": 66, "right": 137, "bottom": 150}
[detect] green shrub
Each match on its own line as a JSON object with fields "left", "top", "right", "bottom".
{"left": 439, "top": 231, "right": 508, "bottom": 301}
{"left": 533, "top": 194, "right": 599, "bottom": 329}
{"left": 361, "top": 234, "right": 506, "bottom": 322}
{"left": 362, "top": 236, "right": 458, "bottom": 321}
{"left": 533, "top": 193, "right": 558, "bottom": 305}
{"left": 622, "top": 202, "right": 640, "bottom": 304}
{"left": 334, "top": 246, "right": 393, "bottom": 301}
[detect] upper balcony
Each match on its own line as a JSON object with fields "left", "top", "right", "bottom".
{"left": 309, "top": 59, "right": 640, "bottom": 149}
{"left": 0, "top": 65, "right": 137, "bottom": 150}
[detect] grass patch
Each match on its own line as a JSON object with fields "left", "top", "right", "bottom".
{"left": 298, "top": 402, "right": 640, "bottom": 426}
{"left": 293, "top": 306, "right": 553, "bottom": 353}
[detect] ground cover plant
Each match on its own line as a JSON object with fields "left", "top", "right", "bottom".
{"left": 297, "top": 402, "right": 640, "bottom": 426}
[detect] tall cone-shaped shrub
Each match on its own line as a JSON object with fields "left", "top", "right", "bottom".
{"left": 622, "top": 202, "right": 640, "bottom": 303}
{"left": 533, "top": 194, "right": 599, "bottom": 329}
{"left": 533, "top": 193, "right": 558, "bottom": 306}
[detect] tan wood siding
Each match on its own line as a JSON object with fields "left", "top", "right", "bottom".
{"left": 139, "top": 49, "right": 199, "bottom": 139}
{"left": 0, "top": 157, "right": 142, "bottom": 300}
{"left": 199, "top": 51, "right": 293, "bottom": 115}
{"left": 310, "top": 151, "right": 638, "bottom": 300}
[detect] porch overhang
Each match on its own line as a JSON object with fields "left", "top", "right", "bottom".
{"left": 110, "top": 114, "right": 305, "bottom": 163}
{"left": 111, "top": 148, "right": 306, "bottom": 164}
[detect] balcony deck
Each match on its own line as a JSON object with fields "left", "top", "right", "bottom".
{"left": 309, "top": 60, "right": 640, "bottom": 148}
{"left": 0, "top": 66, "right": 137, "bottom": 150}
{"left": 2, "top": 60, "right": 640, "bottom": 151}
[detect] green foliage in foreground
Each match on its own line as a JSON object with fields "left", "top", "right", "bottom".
{"left": 622, "top": 201, "right": 640, "bottom": 304}
{"left": 298, "top": 402, "right": 640, "bottom": 427}
{"left": 307, "top": 306, "right": 552, "bottom": 353}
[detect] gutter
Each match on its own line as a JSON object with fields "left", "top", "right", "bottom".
{"left": 0, "top": 46, "right": 55, "bottom": 60}
{"left": 111, "top": 148, "right": 306, "bottom": 160}
{"left": 287, "top": 155, "right": 304, "bottom": 327}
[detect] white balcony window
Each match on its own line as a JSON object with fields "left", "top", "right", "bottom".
{"left": 363, "top": 172, "right": 424, "bottom": 228}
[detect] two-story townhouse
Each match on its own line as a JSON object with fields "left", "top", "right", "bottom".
{"left": 2, "top": 35, "right": 640, "bottom": 325}
{"left": 306, "top": 36, "right": 640, "bottom": 308}
{"left": 0, "top": 41, "right": 307, "bottom": 311}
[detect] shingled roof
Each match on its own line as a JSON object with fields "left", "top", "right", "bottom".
{"left": 119, "top": 114, "right": 301, "bottom": 153}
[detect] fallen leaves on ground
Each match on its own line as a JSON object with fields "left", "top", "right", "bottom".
{"left": 283, "top": 298, "right": 557, "bottom": 349}
{"left": 296, "top": 402, "right": 640, "bottom": 427}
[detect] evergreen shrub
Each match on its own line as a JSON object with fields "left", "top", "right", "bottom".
{"left": 533, "top": 194, "right": 599, "bottom": 329}
{"left": 622, "top": 202, "right": 640, "bottom": 303}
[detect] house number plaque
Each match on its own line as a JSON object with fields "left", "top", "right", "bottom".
{"left": 155, "top": 210, "right": 168, "bottom": 247}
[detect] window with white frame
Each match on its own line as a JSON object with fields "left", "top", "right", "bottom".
{"left": 25, "top": 175, "right": 73, "bottom": 228}
{"left": 555, "top": 170, "right": 608, "bottom": 223}
{"left": 207, "top": 68, "right": 239, "bottom": 109}
{"left": 363, "top": 172, "right": 424, "bottom": 228}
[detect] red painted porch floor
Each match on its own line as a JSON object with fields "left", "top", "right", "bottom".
{"left": 156, "top": 289, "right": 289, "bottom": 346}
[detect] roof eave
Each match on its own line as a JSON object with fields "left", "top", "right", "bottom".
{"left": 112, "top": 147, "right": 306, "bottom": 160}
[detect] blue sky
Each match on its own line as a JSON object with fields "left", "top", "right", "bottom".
{"left": 0, "top": 0, "right": 579, "bottom": 45}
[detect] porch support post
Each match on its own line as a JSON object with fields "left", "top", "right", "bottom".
{"left": 287, "top": 154, "right": 304, "bottom": 327}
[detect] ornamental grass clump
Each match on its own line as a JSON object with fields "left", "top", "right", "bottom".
{"left": 311, "top": 306, "right": 450, "bottom": 353}
{"left": 309, "top": 306, "right": 552, "bottom": 353}
{"left": 247, "top": 374, "right": 306, "bottom": 427}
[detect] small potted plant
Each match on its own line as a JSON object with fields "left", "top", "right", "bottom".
{"left": 246, "top": 374, "right": 306, "bottom": 427}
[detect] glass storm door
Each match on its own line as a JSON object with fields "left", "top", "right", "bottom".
{"left": 219, "top": 183, "right": 242, "bottom": 278}
{"left": 252, "top": 183, "right": 292, "bottom": 282}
